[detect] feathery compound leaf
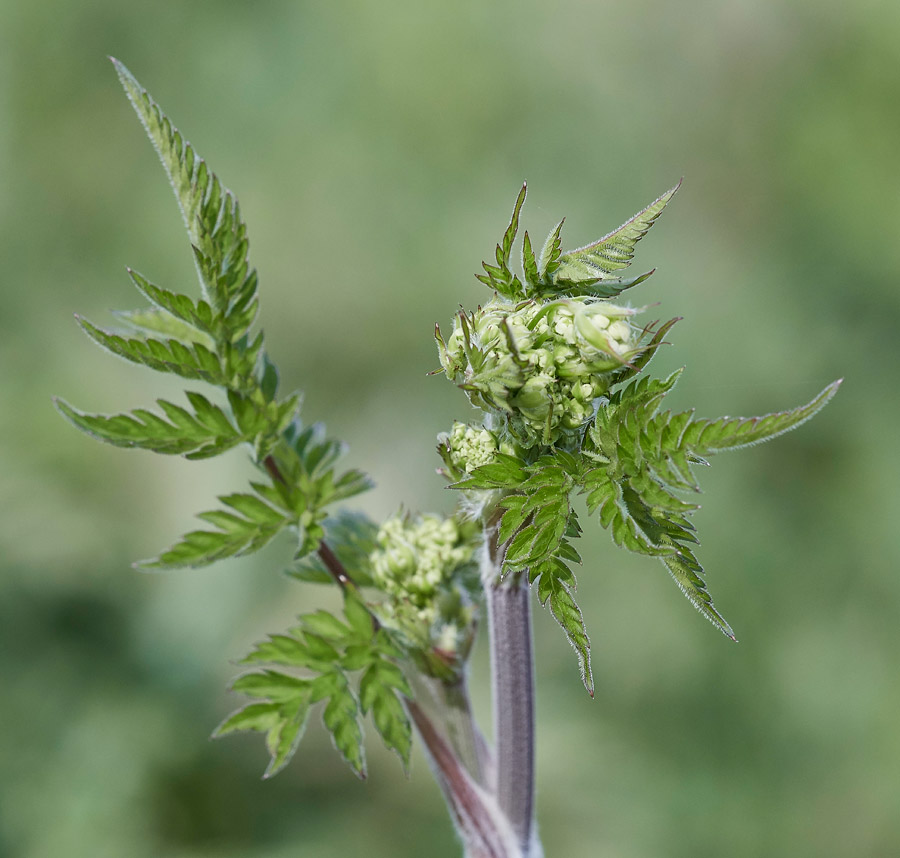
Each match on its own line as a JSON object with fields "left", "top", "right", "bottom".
{"left": 138, "top": 486, "right": 291, "bottom": 569}
{"left": 112, "top": 58, "right": 256, "bottom": 327}
{"left": 501, "top": 184, "right": 527, "bottom": 269}
{"left": 553, "top": 182, "right": 679, "bottom": 283}
{"left": 263, "top": 696, "right": 313, "bottom": 777}
{"left": 358, "top": 659, "right": 413, "bottom": 768}
{"left": 538, "top": 219, "right": 565, "bottom": 280}
{"left": 660, "top": 545, "right": 735, "bottom": 640}
{"left": 222, "top": 593, "right": 406, "bottom": 778}
{"left": 521, "top": 231, "right": 540, "bottom": 289}
{"left": 112, "top": 307, "right": 214, "bottom": 346}
{"left": 311, "top": 669, "right": 367, "bottom": 779}
{"left": 581, "top": 372, "right": 840, "bottom": 640}
{"left": 551, "top": 269, "right": 656, "bottom": 300}
{"left": 476, "top": 184, "right": 527, "bottom": 300}
{"left": 450, "top": 454, "right": 528, "bottom": 490}
{"left": 493, "top": 461, "right": 574, "bottom": 572}
{"left": 126, "top": 268, "right": 217, "bottom": 337}
{"left": 76, "top": 316, "right": 226, "bottom": 385}
{"left": 535, "top": 561, "right": 593, "bottom": 695}
{"left": 54, "top": 395, "right": 242, "bottom": 457}
{"left": 214, "top": 676, "right": 314, "bottom": 779}
{"left": 681, "top": 380, "right": 842, "bottom": 454}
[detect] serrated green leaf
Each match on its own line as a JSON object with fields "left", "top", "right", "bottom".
{"left": 500, "top": 184, "right": 526, "bottom": 268}
{"left": 213, "top": 701, "right": 281, "bottom": 737}
{"left": 660, "top": 548, "right": 736, "bottom": 641}
{"left": 232, "top": 670, "right": 311, "bottom": 702}
{"left": 126, "top": 268, "right": 217, "bottom": 336}
{"left": 498, "top": 504, "right": 529, "bottom": 546}
{"left": 342, "top": 644, "right": 377, "bottom": 672}
{"left": 112, "top": 306, "right": 214, "bottom": 347}
{"left": 477, "top": 184, "right": 527, "bottom": 300}
{"left": 326, "top": 468, "right": 375, "bottom": 504}
{"left": 299, "top": 611, "right": 353, "bottom": 642}
{"left": 241, "top": 634, "right": 322, "bottom": 669}
{"left": 521, "top": 483, "right": 566, "bottom": 513}
{"left": 554, "top": 182, "right": 679, "bottom": 282}
{"left": 547, "top": 576, "right": 593, "bottom": 695}
{"left": 683, "top": 380, "right": 842, "bottom": 455}
{"left": 300, "top": 632, "right": 341, "bottom": 662}
{"left": 112, "top": 58, "right": 257, "bottom": 329}
{"left": 529, "top": 558, "right": 593, "bottom": 695}
{"left": 528, "top": 517, "right": 568, "bottom": 564}
{"left": 54, "top": 396, "right": 241, "bottom": 457}
{"left": 556, "top": 539, "right": 582, "bottom": 564}
{"left": 343, "top": 593, "right": 376, "bottom": 639}
{"left": 359, "top": 662, "right": 412, "bottom": 768}
{"left": 214, "top": 694, "right": 312, "bottom": 778}
{"left": 184, "top": 391, "right": 237, "bottom": 436}
{"left": 219, "top": 492, "right": 286, "bottom": 525}
{"left": 504, "top": 524, "right": 538, "bottom": 567}
{"left": 138, "top": 486, "right": 291, "bottom": 569}
{"left": 76, "top": 316, "right": 226, "bottom": 385}
{"left": 451, "top": 454, "right": 527, "bottom": 490}
{"left": 538, "top": 218, "right": 565, "bottom": 280}
{"left": 522, "top": 231, "right": 540, "bottom": 289}
{"left": 551, "top": 268, "right": 656, "bottom": 300}
{"left": 264, "top": 695, "right": 312, "bottom": 778}
{"left": 316, "top": 670, "right": 366, "bottom": 778}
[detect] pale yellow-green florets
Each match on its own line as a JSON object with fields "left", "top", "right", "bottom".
{"left": 438, "top": 421, "right": 498, "bottom": 477}
{"left": 369, "top": 514, "right": 478, "bottom": 653}
{"left": 437, "top": 298, "right": 642, "bottom": 446}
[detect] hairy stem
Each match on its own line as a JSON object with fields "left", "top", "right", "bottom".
{"left": 407, "top": 700, "right": 519, "bottom": 858}
{"left": 483, "top": 510, "right": 537, "bottom": 856}
{"left": 410, "top": 672, "right": 490, "bottom": 786}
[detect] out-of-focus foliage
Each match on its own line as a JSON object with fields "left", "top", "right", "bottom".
{"left": 1, "top": 0, "right": 898, "bottom": 856}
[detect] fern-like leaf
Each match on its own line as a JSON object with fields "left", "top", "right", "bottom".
{"left": 534, "top": 559, "right": 593, "bottom": 696}
{"left": 538, "top": 218, "right": 565, "bottom": 281}
{"left": 682, "top": 380, "right": 842, "bottom": 454}
{"left": 138, "top": 487, "right": 292, "bottom": 569}
{"left": 311, "top": 669, "right": 367, "bottom": 778}
{"left": 112, "top": 58, "right": 256, "bottom": 329}
{"left": 553, "top": 182, "right": 680, "bottom": 283}
{"left": 125, "top": 268, "right": 217, "bottom": 338}
{"left": 76, "top": 316, "right": 226, "bottom": 385}
{"left": 54, "top": 395, "right": 243, "bottom": 458}
{"left": 475, "top": 184, "right": 527, "bottom": 300}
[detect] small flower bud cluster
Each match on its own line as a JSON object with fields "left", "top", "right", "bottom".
{"left": 437, "top": 298, "right": 642, "bottom": 445}
{"left": 369, "top": 515, "right": 479, "bottom": 673}
{"left": 437, "top": 421, "right": 498, "bottom": 479}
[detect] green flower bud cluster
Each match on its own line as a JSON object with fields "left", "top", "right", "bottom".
{"left": 369, "top": 513, "right": 481, "bottom": 674}
{"left": 436, "top": 421, "right": 498, "bottom": 480}
{"left": 436, "top": 298, "right": 643, "bottom": 446}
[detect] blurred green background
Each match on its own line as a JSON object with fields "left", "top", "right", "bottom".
{"left": 2, "top": 0, "right": 898, "bottom": 856}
